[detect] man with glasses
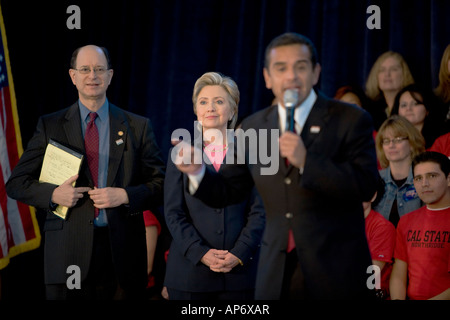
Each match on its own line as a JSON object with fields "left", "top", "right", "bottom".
{"left": 6, "top": 45, "right": 165, "bottom": 299}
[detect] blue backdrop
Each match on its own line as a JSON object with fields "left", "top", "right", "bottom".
{"left": 1, "top": 0, "right": 449, "bottom": 162}
{"left": 0, "top": 0, "right": 449, "bottom": 301}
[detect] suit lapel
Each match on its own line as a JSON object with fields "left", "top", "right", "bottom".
{"left": 263, "top": 106, "right": 289, "bottom": 175}
{"left": 62, "top": 102, "right": 95, "bottom": 184}
{"left": 283, "top": 92, "right": 329, "bottom": 176}
{"left": 107, "top": 104, "right": 127, "bottom": 186}
{"left": 63, "top": 102, "right": 85, "bottom": 153}
{"left": 301, "top": 93, "right": 329, "bottom": 149}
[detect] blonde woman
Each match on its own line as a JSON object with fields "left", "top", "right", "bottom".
{"left": 373, "top": 115, "right": 425, "bottom": 227}
{"left": 365, "top": 51, "right": 415, "bottom": 130}
{"left": 163, "top": 72, "right": 265, "bottom": 300}
{"left": 434, "top": 44, "right": 450, "bottom": 131}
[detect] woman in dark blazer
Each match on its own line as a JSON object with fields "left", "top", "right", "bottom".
{"left": 163, "top": 72, "right": 265, "bottom": 300}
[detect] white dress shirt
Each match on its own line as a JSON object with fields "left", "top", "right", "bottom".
{"left": 277, "top": 89, "right": 317, "bottom": 134}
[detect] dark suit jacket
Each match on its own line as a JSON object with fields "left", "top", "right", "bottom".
{"left": 6, "top": 102, "right": 165, "bottom": 291}
{"left": 194, "top": 91, "right": 380, "bottom": 299}
{"left": 163, "top": 147, "right": 265, "bottom": 293}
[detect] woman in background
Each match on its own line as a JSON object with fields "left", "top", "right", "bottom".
{"left": 434, "top": 44, "right": 450, "bottom": 132}
{"left": 373, "top": 115, "right": 425, "bottom": 227}
{"left": 391, "top": 84, "right": 445, "bottom": 149}
{"left": 365, "top": 51, "right": 415, "bottom": 130}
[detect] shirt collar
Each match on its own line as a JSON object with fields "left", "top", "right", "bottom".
{"left": 78, "top": 98, "right": 109, "bottom": 123}
{"left": 278, "top": 89, "right": 317, "bottom": 133}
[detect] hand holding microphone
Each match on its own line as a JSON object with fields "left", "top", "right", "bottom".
{"left": 280, "top": 89, "right": 307, "bottom": 169}
{"left": 284, "top": 88, "right": 298, "bottom": 132}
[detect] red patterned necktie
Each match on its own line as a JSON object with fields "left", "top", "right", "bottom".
{"left": 287, "top": 229, "right": 296, "bottom": 253}
{"left": 85, "top": 112, "right": 99, "bottom": 217}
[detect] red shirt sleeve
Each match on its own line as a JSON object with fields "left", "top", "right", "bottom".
{"left": 366, "top": 210, "right": 396, "bottom": 262}
{"left": 143, "top": 209, "right": 161, "bottom": 235}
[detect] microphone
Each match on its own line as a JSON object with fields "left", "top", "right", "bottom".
{"left": 284, "top": 89, "right": 298, "bottom": 132}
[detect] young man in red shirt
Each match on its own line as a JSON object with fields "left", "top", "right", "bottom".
{"left": 364, "top": 188, "right": 396, "bottom": 299}
{"left": 390, "top": 151, "right": 450, "bottom": 300}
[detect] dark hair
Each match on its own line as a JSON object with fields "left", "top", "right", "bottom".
{"left": 334, "top": 85, "right": 370, "bottom": 110}
{"left": 70, "top": 45, "right": 112, "bottom": 69}
{"left": 412, "top": 151, "right": 450, "bottom": 178}
{"left": 264, "top": 32, "right": 318, "bottom": 69}
{"left": 391, "top": 83, "right": 445, "bottom": 148}
{"left": 391, "top": 84, "right": 434, "bottom": 116}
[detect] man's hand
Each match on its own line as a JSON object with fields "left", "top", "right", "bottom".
{"left": 88, "top": 187, "right": 129, "bottom": 209}
{"left": 51, "top": 174, "right": 91, "bottom": 208}
{"left": 279, "top": 131, "right": 307, "bottom": 169}
{"left": 171, "top": 140, "right": 203, "bottom": 175}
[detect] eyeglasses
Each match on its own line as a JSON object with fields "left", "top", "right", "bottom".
{"left": 381, "top": 137, "right": 408, "bottom": 145}
{"left": 73, "top": 66, "right": 109, "bottom": 75}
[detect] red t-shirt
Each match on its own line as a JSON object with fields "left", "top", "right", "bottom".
{"left": 429, "top": 133, "right": 450, "bottom": 157}
{"left": 394, "top": 206, "right": 450, "bottom": 300}
{"left": 365, "top": 209, "right": 396, "bottom": 294}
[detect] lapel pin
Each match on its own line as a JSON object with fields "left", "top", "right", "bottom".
{"left": 116, "top": 139, "right": 124, "bottom": 145}
{"left": 310, "top": 126, "right": 321, "bottom": 133}
{"left": 118, "top": 131, "right": 124, "bottom": 136}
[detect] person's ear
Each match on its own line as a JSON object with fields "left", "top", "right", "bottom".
{"left": 69, "top": 69, "right": 77, "bottom": 85}
{"left": 263, "top": 68, "right": 272, "bottom": 90}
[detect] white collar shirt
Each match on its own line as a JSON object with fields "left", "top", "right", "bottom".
{"left": 277, "top": 89, "right": 317, "bottom": 134}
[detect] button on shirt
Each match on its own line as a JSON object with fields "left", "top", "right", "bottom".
{"left": 79, "top": 100, "right": 110, "bottom": 227}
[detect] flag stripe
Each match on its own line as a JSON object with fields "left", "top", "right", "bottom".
{"left": 2, "top": 86, "right": 20, "bottom": 170}
{"left": 0, "top": 4, "right": 41, "bottom": 270}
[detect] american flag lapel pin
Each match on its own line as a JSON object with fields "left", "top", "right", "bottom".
{"left": 116, "top": 130, "right": 124, "bottom": 145}
{"left": 310, "top": 126, "right": 321, "bottom": 134}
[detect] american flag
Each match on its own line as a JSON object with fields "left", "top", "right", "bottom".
{"left": 0, "top": 6, "right": 40, "bottom": 270}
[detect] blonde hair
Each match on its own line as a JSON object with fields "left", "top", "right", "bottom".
{"left": 192, "top": 72, "right": 239, "bottom": 129}
{"left": 435, "top": 44, "right": 450, "bottom": 104}
{"left": 375, "top": 115, "right": 425, "bottom": 168}
{"left": 365, "top": 51, "right": 415, "bottom": 100}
